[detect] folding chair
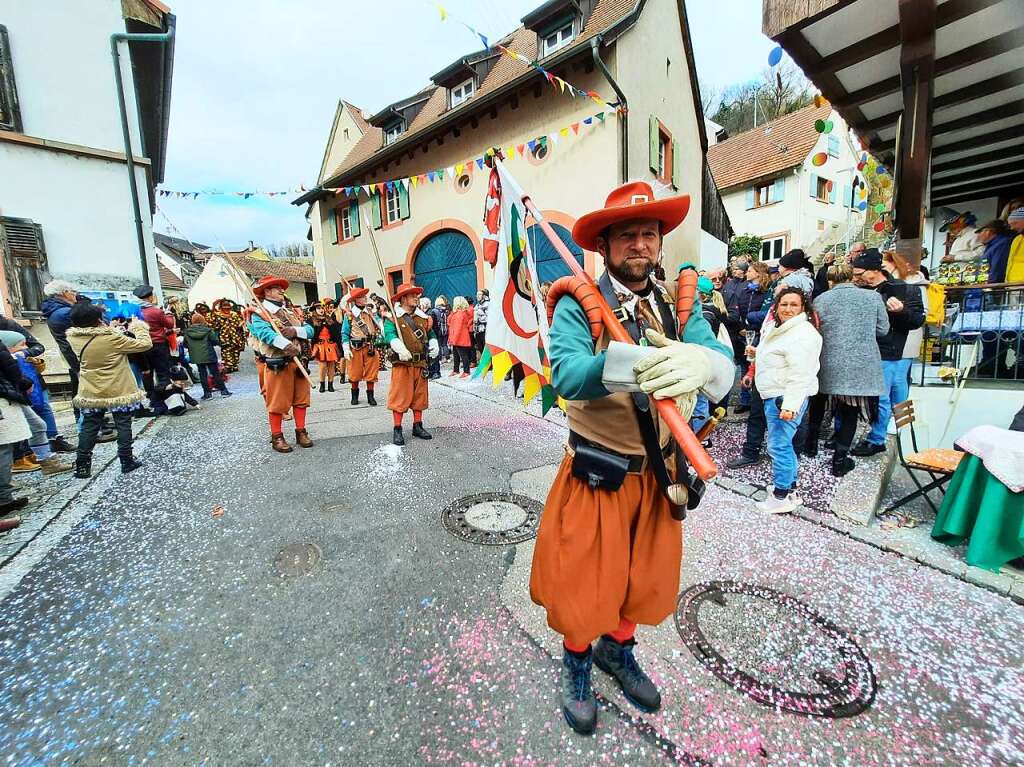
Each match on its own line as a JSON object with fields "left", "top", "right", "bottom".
{"left": 885, "top": 400, "right": 964, "bottom": 514}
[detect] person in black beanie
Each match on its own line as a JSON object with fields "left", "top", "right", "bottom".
{"left": 777, "top": 250, "right": 815, "bottom": 296}
{"left": 850, "top": 249, "right": 925, "bottom": 456}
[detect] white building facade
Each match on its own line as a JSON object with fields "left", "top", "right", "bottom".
{"left": 0, "top": 0, "right": 174, "bottom": 320}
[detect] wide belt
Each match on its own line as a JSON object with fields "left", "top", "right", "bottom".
{"left": 568, "top": 430, "right": 672, "bottom": 473}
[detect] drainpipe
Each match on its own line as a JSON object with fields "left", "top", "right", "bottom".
{"left": 591, "top": 35, "right": 628, "bottom": 183}
{"left": 110, "top": 17, "right": 175, "bottom": 285}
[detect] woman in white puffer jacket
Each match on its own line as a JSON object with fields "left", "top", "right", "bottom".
{"left": 752, "top": 286, "right": 822, "bottom": 515}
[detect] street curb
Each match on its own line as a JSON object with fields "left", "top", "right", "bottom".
{"left": 715, "top": 475, "right": 1024, "bottom": 605}
{"left": 0, "top": 417, "right": 170, "bottom": 600}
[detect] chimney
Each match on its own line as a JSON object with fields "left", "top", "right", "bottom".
{"left": 249, "top": 240, "right": 255, "bottom": 251}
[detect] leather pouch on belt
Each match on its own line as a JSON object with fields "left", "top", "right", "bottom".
{"left": 571, "top": 443, "right": 630, "bottom": 490}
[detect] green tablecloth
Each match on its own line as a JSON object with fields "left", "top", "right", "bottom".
{"left": 931, "top": 454, "right": 1024, "bottom": 572}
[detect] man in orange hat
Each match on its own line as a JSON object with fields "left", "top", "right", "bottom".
{"left": 529, "top": 181, "right": 734, "bottom": 734}
{"left": 340, "top": 287, "right": 379, "bottom": 406}
{"left": 247, "top": 276, "right": 315, "bottom": 453}
{"left": 382, "top": 282, "right": 439, "bottom": 445}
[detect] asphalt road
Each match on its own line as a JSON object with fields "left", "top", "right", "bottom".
{"left": 0, "top": 363, "right": 1020, "bottom": 766}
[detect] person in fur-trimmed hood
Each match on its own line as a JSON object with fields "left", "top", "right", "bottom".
{"left": 67, "top": 302, "right": 153, "bottom": 478}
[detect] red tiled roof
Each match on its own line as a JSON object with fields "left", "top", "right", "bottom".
{"left": 325, "top": 0, "right": 638, "bottom": 185}
{"left": 342, "top": 101, "right": 370, "bottom": 135}
{"left": 230, "top": 254, "right": 316, "bottom": 284}
{"left": 158, "top": 263, "right": 186, "bottom": 290}
{"left": 706, "top": 104, "right": 832, "bottom": 192}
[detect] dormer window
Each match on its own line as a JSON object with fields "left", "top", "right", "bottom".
{"left": 541, "top": 19, "right": 575, "bottom": 56}
{"left": 450, "top": 78, "right": 475, "bottom": 108}
{"left": 384, "top": 123, "right": 403, "bottom": 145}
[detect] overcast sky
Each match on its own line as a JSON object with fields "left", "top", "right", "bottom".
{"left": 155, "top": 0, "right": 775, "bottom": 250}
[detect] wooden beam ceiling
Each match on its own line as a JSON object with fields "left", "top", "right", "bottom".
{"left": 932, "top": 181, "right": 1024, "bottom": 208}
{"left": 931, "top": 125, "right": 1024, "bottom": 156}
{"left": 873, "top": 100, "right": 1024, "bottom": 151}
{"left": 931, "top": 158, "right": 1024, "bottom": 189}
{"left": 931, "top": 142, "right": 1024, "bottom": 174}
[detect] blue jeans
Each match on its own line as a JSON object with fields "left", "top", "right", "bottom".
{"left": 764, "top": 398, "right": 808, "bottom": 493}
{"left": 32, "top": 394, "right": 58, "bottom": 439}
{"left": 867, "top": 358, "right": 912, "bottom": 445}
{"left": 690, "top": 395, "right": 710, "bottom": 434}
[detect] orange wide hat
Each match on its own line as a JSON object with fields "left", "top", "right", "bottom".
{"left": 571, "top": 181, "right": 690, "bottom": 252}
{"left": 252, "top": 276, "right": 289, "bottom": 298}
{"left": 349, "top": 287, "right": 370, "bottom": 301}
{"left": 392, "top": 283, "right": 423, "bottom": 303}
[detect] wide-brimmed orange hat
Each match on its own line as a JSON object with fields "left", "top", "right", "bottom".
{"left": 392, "top": 283, "right": 423, "bottom": 303}
{"left": 252, "top": 276, "right": 289, "bottom": 298}
{"left": 572, "top": 181, "right": 690, "bottom": 252}
{"left": 349, "top": 287, "right": 370, "bottom": 301}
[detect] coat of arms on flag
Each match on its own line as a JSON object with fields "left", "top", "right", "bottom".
{"left": 474, "top": 161, "right": 557, "bottom": 414}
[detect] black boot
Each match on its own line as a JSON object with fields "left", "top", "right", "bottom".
{"left": 831, "top": 449, "right": 856, "bottom": 477}
{"left": 412, "top": 422, "right": 432, "bottom": 440}
{"left": 351, "top": 388, "right": 360, "bottom": 405}
{"left": 119, "top": 455, "right": 142, "bottom": 474}
{"left": 392, "top": 426, "right": 405, "bottom": 446}
{"left": 803, "top": 437, "right": 818, "bottom": 458}
{"left": 560, "top": 648, "right": 597, "bottom": 735}
{"left": 74, "top": 455, "right": 92, "bottom": 479}
{"left": 366, "top": 389, "right": 377, "bottom": 407}
{"left": 319, "top": 381, "right": 326, "bottom": 393}
{"left": 327, "top": 380, "right": 335, "bottom": 392}
{"left": 593, "top": 636, "right": 661, "bottom": 712}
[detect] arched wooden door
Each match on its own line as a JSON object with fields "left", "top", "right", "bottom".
{"left": 412, "top": 230, "right": 478, "bottom": 302}
{"left": 527, "top": 223, "right": 585, "bottom": 283}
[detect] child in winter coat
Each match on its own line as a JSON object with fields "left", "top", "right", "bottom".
{"left": 183, "top": 314, "right": 231, "bottom": 399}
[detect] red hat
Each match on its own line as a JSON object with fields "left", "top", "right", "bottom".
{"left": 572, "top": 181, "right": 690, "bottom": 252}
{"left": 252, "top": 276, "right": 289, "bottom": 298}
{"left": 392, "top": 283, "right": 423, "bottom": 303}
{"left": 349, "top": 287, "right": 370, "bottom": 301}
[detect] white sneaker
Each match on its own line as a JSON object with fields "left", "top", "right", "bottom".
{"left": 755, "top": 493, "right": 796, "bottom": 515}
{"left": 788, "top": 491, "right": 803, "bottom": 507}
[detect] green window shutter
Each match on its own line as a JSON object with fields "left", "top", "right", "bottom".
{"left": 328, "top": 208, "right": 338, "bottom": 244}
{"left": 349, "top": 199, "right": 360, "bottom": 237}
{"left": 649, "top": 115, "right": 659, "bottom": 174}
{"left": 772, "top": 177, "right": 785, "bottom": 202}
{"left": 334, "top": 282, "right": 343, "bottom": 301}
{"left": 809, "top": 173, "right": 818, "bottom": 197}
{"left": 671, "top": 139, "right": 680, "bottom": 189}
{"left": 745, "top": 188, "right": 755, "bottom": 209}
{"left": 398, "top": 182, "right": 410, "bottom": 220}
{"left": 370, "top": 190, "right": 382, "bottom": 229}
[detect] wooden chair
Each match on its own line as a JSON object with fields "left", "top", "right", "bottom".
{"left": 885, "top": 400, "right": 964, "bottom": 514}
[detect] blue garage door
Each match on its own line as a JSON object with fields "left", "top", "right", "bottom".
{"left": 527, "top": 223, "right": 585, "bottom": 283}
{"left": 413, "top": 230, "right": 478, "bottom": 303}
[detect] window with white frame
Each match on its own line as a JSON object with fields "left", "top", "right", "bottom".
{"left": 384, "top": 123, "right": 402, "bottom": 145}
{"left": 761, "top": 236, "right": 785, "bottom": 262}
{"left": 450, "top": 78, "right": 475, "bottom": 107}
{"left": 340, "top": 205, "right": 352, "bottom": 240}
{"left": 385, "top": 187, "right": 401, "bottom": 224}
{"left": 542, "top": 21, "right": 575, "bottom": 56}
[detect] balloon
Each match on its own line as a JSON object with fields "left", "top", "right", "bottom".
{"left": 811, "top": 152, "right": 828, "bottom": 167}
{"left": 877, "top": 166, "right": 887, "bottom": 175}
{"left": 814, "top": 119, "right": 826, "bottom": 133}
{"left": 859, "top": 187, "right": 867, "bottom": 199}
{"left": 814, "top": 94, "right": 830, "bottom": 108}
{"left": 768, "top": 46, "right": 783, "bottom": 67}
{"left": 874, "top": 203, "right": 886, "bottom": 213}
{"left": 873, "top": 221, "right": 885, "bottom": 233}
{"left": 858, "top": 201, "right": 868, "bottom": 211}
{"left": 857, "top": 161, "right": 866, "bottom": 171}
{"left": 881, "top": 177, "right": 891, "bottom": 188}
{"left": 826, "top": 180, "right": 834, "bottom": 192}
{"left": 824, "top": 120, "right": 834, "bottom": 133}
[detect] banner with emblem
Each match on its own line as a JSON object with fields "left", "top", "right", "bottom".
{"left": 474, "top": 161, "right": 557, "bottom": 414}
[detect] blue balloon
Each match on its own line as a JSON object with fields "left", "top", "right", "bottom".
{"left": 768, "top": 46, "right": 783, "bottom": 67}
{"left": 858, "top": 201, "right": 868, "bottom": 211}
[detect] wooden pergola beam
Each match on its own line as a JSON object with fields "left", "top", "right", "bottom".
{"left": 931, "top": 175, "right": 1024, "bottom": 200}
{"left": 932, "top": 126, "right": 1024, "bottom": 156}
{"left": 892, "top": 0, "right": 936, "bottom": 273}
{"left": 931, "top": 142, "right": 1024, "bottom": 173}
{"left": 873, "top": 100, "right": 1024, "bottom": 152}
{"left": 932, "top": 158, "right": 1024, "bottom": 190}
{"left": 932, "top": 182, "right": 1024, "bottom": 208}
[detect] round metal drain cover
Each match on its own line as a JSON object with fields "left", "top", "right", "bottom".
{"left": 274, "top": 542, "right": 322, "bottom": 577}
{"left": 675, "top": 581, "right": 876, "bottom": 718}
{"left": 441, "top": 492, "right": 542, "bottom": 546}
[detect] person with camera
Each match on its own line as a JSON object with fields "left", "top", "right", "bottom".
{"left": 247, "top": 276, "right": 315, "bottom": 454}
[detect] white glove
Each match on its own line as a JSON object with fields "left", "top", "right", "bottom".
{"left": 342, "top": 343, "right": 351, "bottom": 359}
{"left": 428, "top": 338, "right": 439, "bottom": 359}
{"left": 389, "top": 337, "right": 412, "bottom": 362}
{"left": 633, "top": 329, "right": 711, "bottom": 399}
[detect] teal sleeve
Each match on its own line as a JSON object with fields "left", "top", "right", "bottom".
{"left": 302, "top": 322, "right": 314, "bottom": 339}
{"left": 548, "top": 296, "right": 610, "bottom": 400}
{"left": 341, "top": 316, "right": 351, "bottom": 344}
{"left": 247, "top": 315, "right": 278, "bottom": 346}
{"left": 382, "top": 319, "right": 398, "bottom": 344}
{"left": 683, "top": 297, "right": 734, "bottom": 361}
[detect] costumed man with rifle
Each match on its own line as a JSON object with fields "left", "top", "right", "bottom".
{"left": 529, "top": 181, "right": 734, "bottom": 735}
{"left": 247, "top": 276, "right": 316, "bottom": 454}
{"left": 340, "top": 286, "right": 380, "bottom": 407}
{"left": 382, "top": 282, "right": 439, "bottom": 446}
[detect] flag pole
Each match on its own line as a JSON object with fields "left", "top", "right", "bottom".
{"left": 489, "top": 154, "right": 717, "bottom": 480}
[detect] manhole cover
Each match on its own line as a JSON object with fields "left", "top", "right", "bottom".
{"left": 274, "top": 542, "right": 322, "bottom": 577}
{"left": 675, "top": 581, "right": 876, "bottom": 718}
{"left": 441, "top": 492, "right": 542, "bottom": 545}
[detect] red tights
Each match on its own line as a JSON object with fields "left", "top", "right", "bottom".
{"left": 563, "top": 618, "right": 635, "bottom": 653}
{"left": 269, "top": 407, "right": 306, "bottom": 434}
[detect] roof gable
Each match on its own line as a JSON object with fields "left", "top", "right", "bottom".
{"left": 706, "top": 103, "right": 833, "bottom": 192}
